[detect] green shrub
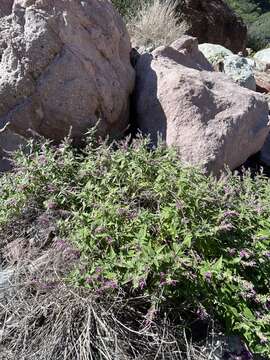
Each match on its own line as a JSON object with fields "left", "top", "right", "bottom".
{"left": 226, "top": 0, "right": 270, "bottom": 50}
{"left": 0, "top": 135, "right": 270, "bottom": 356}
{"left": 111, "top": 0, "right": 147, "bottom": 17}
{"left": 226, "top": 0, "right": 268, "bottom": 24}
{"left": 248, "top": 12, "right": 270, "bottom": 51}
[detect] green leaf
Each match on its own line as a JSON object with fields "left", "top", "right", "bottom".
{"left": 182, "top": 234, "right": 192, "bottom": 249}
{"left": 212, "top": 257, "right": 223, "bottom": 272}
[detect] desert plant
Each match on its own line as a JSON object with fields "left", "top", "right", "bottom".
{"left": 0, "top": 133, "right": 269, "bottom": 357}
{"left": 127, "top": 0, "right": 186, "bottom": 49}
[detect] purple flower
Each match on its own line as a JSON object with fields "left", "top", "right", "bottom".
{"left": 31, "top": 277, "right": 58, "bottom": 290}
{"left": 175, "top": 200, "right": 183, "bottom": 210}
{"left": 106, "top": 236, "right": 113, "bottom": 245}
{"left": 38, "top": 155, "right": 47, "bottom": 165}
{"left": 259, "top": 236, "right": 269, "bottom": 241}
{"left": 196, "top": 306, "right": 209, "bottom": 320}
{"left": 223, "top": 185, "right": 231, "bottom": 194}
{"left": 46, "top": 200, "right": 57, "bottom": 210}
{"left": 42, "top": 281, "right": 58, "bottom": 290}
{"left": 160, "top": 278, "right": 177, "bottom": 287}
{"left": 255, "top": 205, "right": 263, "bottom": 215}
{"left": 139, "top": 278, "right": 146, "bottom": 290}
{"left": 55, "top": 238, "right": 69, "bottom": 250}
{"left": 187, "top": 272, "right": 197, "bottom": 280}
{"left": 265, "top": 300, "right": 270, "bottom": 310}
{"left": 204, "top": 271, "right": 212, "bottom": 283}
{"left": 86, "top": 277, "right": 94, "bottom": 285}
{"left": 55, "top": 238, "right": 80, "bottom": 259}
{"left": 167, "top": 279, "right": 177, "bottom": 286}
{"left": 95, "top": 226, "right": 106, "bottom": 234}
{"left": 223, "top": 210, "right": 239, "bottom": 218}
{"left": 241, "top": 349, "right": 253, "bottom": 360}
{"left": 38, "top": 214, "right": 51, "bottom": 226}
{"left": 239, "top": 250, "right": 250, "bottom": 259}
{"left": 103, "top": 280, "right": 117, "bottom": 289}
{"left": 66, "top": 249, "right": 81, "bottom": 260}
{"left": 264, "top": 252, "right": 270, "bottom": 259}
{"left": 127, "top": 211, "right": 137, "bottom": 220}
{"left": 219, "top": 222, "right": 235, "bottom": 232}
{"left": 117, "top": 208, "right": 127, "bottom": 216}
{"left": 259, "top": 335, "right": 268, "bottom": 344}
{"left": 228, "top": 248, "right": 237, "bottom": 256}
{"left": 95, "top": 267, "right": 102, "bottom": 274}
{"left": 6, "top": 198, "right": 17, "bottom": 206}
{"left": 18, "top": 184, "right": 28, "bottom": 191}
{"left": 47, "top": 185, "right": 56, "bottom": 193}
{"left": 159, "top": 272, "right": 166, "bottom": 286}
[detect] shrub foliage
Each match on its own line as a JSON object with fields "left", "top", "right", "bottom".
{"left": 226, "top": 0, "right": 270, "bottom": 50}
{"left": 111, "top": 0, "right": 148, "bottom": 17}
{"left": 0, "top": 135, "right": 270, "bottom": 356}
{"left": 226, "top": 0, "right": 270, "bottom": 24}
{"left": 248, "top": 11, "right": 270, "bottom": 50}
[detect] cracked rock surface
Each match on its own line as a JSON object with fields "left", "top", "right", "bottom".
{"left": 0, "top": 0, "right": 135, "bottom": 164}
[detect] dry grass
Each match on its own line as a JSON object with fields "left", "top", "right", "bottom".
{"left": 0, "top": 209, "right": 222, "bottom": 360}
{"left": 127, "top": 0, "right": 187, "bottom": 49}
{"left": 0, "top": 265, "right": 214, "bottom": 360}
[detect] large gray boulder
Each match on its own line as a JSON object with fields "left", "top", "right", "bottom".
{"left": 0, "top": 0, "right": 135, "bottom": 146}
{"left": 134, "top": 36, "right": 270, "bottom": 175}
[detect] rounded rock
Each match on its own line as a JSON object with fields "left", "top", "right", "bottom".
{"left": 254, "top": 48, "right": 270, "bottom": 70}
{"left": 223, "top": 55, "right": 256, "bottom": 91}
{"left": 198, "top": 43, "right": 233, "bottom": 66}
{"left": 0, "top": 0, "right": 135, "bottom": 143}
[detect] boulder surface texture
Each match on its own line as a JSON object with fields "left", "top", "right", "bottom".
{"left": 254, "top": 48, "right": 270, "bottom": 70}
{"left": 0, "top": 0, "right": 135, "bottom": 143}
{"left": 134, "top": 36, "right": 270, "bottom": 175}
{"left": 223, "top": 55, "right": 256, "bottom": 91}
{"left": 198, "top": 43, "right": 232, "bottom": 66}
{"left": 173, "top": 0, "right": 247, "bottom": 53}
{"left": 0, "top": 1, "right": 13, "bottom": 17}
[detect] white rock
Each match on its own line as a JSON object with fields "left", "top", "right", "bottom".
{"left": 254, "top": 48, "right": 270, "bottom": 70}
{"left": 198, "top": 43, "right": 233, "bottom": 65}
{"left": 246, "top": 57, "right": 256, "bottom": 69}
{"left": 223, "top": 55, "right": 256, "bottom": 91}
